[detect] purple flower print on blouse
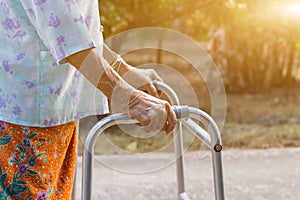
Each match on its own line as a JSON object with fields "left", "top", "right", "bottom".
{"left": 17, "top": 53, "right": 26, "bottom": 61}
{"left": 75, "top": 112, "right": 83, "bottom": 120}
{"left": 27, "top": 8, "right": 36, "bottom": 18}
{"left": 2, "top": 60, "right": 13, "bottom": 74}
{"left": 43, "top": 118, "right": 58, "bottom": 127}
{"left": 18, "top": 165, "right": 27, "bottom": 175}
{"left": 71, "top": 91, "right": 78, "bottom": 106}
{"left": 85, "top": 15, "right": 93, "bottom": 26}
{"left": 74, "top": 15, "right": 84, "bottom": 24}
{"left": 2, "top": 17, "right": 26, "bottom": 39}
{"left": 48, "top": 13, "right": 60, "bottom": 28}
{"left": 64, "top": 0, "right": 76, "bottom": 12}
{"left": 74, "top": 70, "right": 81, "bottom": 77}
{"left": 0, "top": 121, "right": 6, "bottom": 132}
{"left": 37, "top": 191, "right": 48, "bottom": 200}
{"left": 49, "top": 85, "right": 61, "bottom": 96}
{"left": 0, "top": 95, "right": 6, "bottom": 109}
{"left": 57, "top": 47, "right": 66, "bottom": 61}
{"left": 88, "top": 42, "right": 95, "bottom": 48}
{"left": 0, "top": 1, "right": 10, "bottom": 12}
{"left": 2, "top": 17, "right": 20, "bottom": 31}
{"left": 2, "top": 60, "right": 10, "bottom": 72}
{"left": 52, "top": 62, "right": 58, "bottom": 67}
{"left": 57, "top": 35, "right": 65, "bottom": 45}
{"left": 23, "top": 80, "right": 35, "bottom": 89}
{"left": 13, "top": 105, "right": 22, "bottom": 116}
{"left": 34, "top": 0, "right": 47, "bottom": 6}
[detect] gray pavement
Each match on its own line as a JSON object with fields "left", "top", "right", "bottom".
{"left": 74, "top": 148, "right": 300, "bottom": 200}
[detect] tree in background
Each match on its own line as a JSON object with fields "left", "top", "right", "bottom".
{"left": 99, "top": 0, "right": 300, "bottom": 92}
{"left": 208, "top": 0, "right": 300, "bottom": 92}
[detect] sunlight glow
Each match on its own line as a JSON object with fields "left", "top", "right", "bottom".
{"left": 282, "top": 3, "right": 300, "bottom": 17}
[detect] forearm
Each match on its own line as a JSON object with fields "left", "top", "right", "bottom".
{"left": 66, "top": 48, "right": 134, "bottom": 99}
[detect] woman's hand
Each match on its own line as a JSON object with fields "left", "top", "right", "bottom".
{"left": 121, "top": 64, "right": 163, "bottom": 97}
{"left": 103, "top": 44, "right": 163, "bottom": 97}
{"left": 111, "top": 89, "right": 177, "bottom": 134}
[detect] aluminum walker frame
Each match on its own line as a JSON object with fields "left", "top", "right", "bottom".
{"left": 80, "top": 81, "right": 225, "bottom": 200}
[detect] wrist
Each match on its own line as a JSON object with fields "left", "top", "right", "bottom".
{"left": 109, "top": 82, "right": 140, "bottom": 114}
{"left": 110, "top": 55, "right": 132, "bottom": 76}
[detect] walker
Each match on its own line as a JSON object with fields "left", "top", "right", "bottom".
{"left": 79, "top": 81, "right": 225, "bottom": 200}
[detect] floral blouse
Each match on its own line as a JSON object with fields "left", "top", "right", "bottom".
{"left": 0, "top": 0, "right": 109, "bottom": 127}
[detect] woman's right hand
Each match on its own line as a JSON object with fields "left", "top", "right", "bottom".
{"left": 111, "top": 89, "right": 177, "bottom": 134}
{"left": 128, "top": 91, "right": 177, "bottom": 134}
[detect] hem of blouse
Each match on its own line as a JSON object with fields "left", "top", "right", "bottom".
{"left": 57, "top": 41, "right": 101, "bottom": 65}
{"left": 0, "top": 109, "right": 110, "bottom": 128}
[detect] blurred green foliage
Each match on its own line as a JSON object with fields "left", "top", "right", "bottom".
{"left": 99, "top": 0, "right": 300, "bottom": 92}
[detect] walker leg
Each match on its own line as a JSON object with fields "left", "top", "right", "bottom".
{"left": 174, "top": 122, "right": 187, "bottom": 198}
{"left": 82, "top": 149, "right": 93, "bottom": 200}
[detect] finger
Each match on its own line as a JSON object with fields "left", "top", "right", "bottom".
{"left": 157, "top": 89, "right": 163, "bottom": 97}
{"left": 149, "top": 69, "right": 163, "bottom": 82}
{"left": 148, "top": 70, "right": 163, "bottom": 96}
{"left": 144, "top": 83, "right": 159, "bottom": 97}
{"left": 164, "top": 105, "right": 177, "bottom": 134}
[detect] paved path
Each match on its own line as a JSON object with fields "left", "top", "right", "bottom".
{"left": 74, "top": 148, "right": 300, "bottom": 200}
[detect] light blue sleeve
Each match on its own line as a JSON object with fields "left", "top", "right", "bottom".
{"left": 20, "top": 0, "right": 96, "bottom": 64}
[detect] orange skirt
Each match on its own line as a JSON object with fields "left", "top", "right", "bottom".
{"left": 0, "top": 120, "right": 78, "bottom": 200}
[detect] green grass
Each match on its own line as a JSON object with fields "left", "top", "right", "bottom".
{"left": 221, "top": 123, "right": 300, "bottom": 149}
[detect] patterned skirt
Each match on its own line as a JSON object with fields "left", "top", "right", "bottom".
{"left": 0, "top": 120, "right": 78, "bottom": 200}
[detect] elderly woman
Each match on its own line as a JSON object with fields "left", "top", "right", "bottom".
{"left": 0, "top": 0, "right": 176, "bottom": 199}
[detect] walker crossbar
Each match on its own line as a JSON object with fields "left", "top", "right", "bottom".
{"left": 81, "top": 81, "right": 225, "bottom": 200}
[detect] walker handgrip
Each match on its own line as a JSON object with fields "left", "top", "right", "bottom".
{"left": 173, "top": 105, "right": 190, "bottom": 119}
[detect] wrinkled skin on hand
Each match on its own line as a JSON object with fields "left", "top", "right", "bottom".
{"left": 121, "top": 65, "right": 163, "bottom": 97}
{"left": 103, "top": 44, "right": 163, "bottom": 97}
{"left": 110, "top": 85, "right": 176, "bottom": 134}
{"left": 131, "top": 92, "right": 176, "bottom": 134}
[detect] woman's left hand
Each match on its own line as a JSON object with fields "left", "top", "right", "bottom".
{"left": 119, "top": 63, "right": 163, "bottom": 97}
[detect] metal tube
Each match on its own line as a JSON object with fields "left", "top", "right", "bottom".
{"left": 181, "top": 118, "right": 212, "bottom": 149}
{"left": 82, "top": 114, "right": 137, "bottom": 200}
{"left": 187, "top": 107, "right": 225, "bottom": 200}
{"left": 179, "top": 192, "right": 192, "bottom": 200}
{"left": 152, "top": 81, "right": 180, "bottom": 104}
{"left": 153, "top": 81, "right": 187, "bottom": 197}
{"left": 187, "top": 107, "right": 221, "bottom": 146}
